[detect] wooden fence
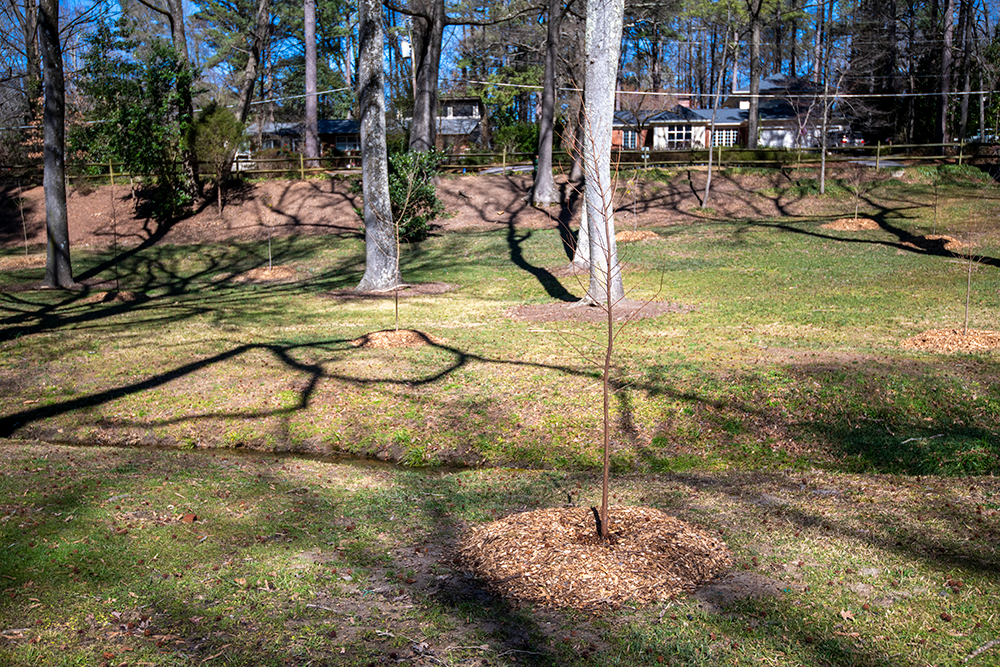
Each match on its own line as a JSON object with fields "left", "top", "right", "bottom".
{"left": 0, "top": 142, "right": 993, "bottom": 186}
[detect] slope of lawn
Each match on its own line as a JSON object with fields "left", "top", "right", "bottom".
{"left": 0, "top": 164, "right": 998, "bottom": 665}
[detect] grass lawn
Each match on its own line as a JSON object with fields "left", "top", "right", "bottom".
{"left": 0, "top": 164, "right": 999, "bottom": 665}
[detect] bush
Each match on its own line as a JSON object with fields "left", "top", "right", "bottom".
{"left": 388, "top": 150, "right": 444, "bottom": 243}
{"left": 491, "top": 122, "right": 538, "bottom": 154}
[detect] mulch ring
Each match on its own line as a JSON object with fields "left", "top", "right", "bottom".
{"left": 616, "top": 230, "right": 661, "bottom": 242}
{"left": 230, "top": 265, "right": 301, "bottom": 284}
{"left": 458, "top": 506, "right": 731, "bottom": 611}
{"left": 821, "top": 217, "right": 880, "bottom": 231}
{"left": 901, "top": 328, "right": 1000, "bottom": 353}
{"left": 325, "top": 282, "right": 458, "bottom": 300}
{"left": 0, "top": 254, "right": 45, "bottom": 271}
{"left": 507, "top": 299, "right": 693, "bottom": 324}
{"left": 351, "top": 329, "right": 444, "bottom": 349}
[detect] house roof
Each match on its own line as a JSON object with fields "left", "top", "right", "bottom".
{"left": 615, "top": 105, "right": 746, "bottom": 128}
{"left": 689, "top": 108, "right": 747, "bottom": 125}
{"left": 614, "top": 105, "right": 707, "bottom": 128}
{"left": 436, "top": 117, "right": 481, "bottom": 136}
{"left": 731, "top": 73, "right": 824, "bottom": 97}
{"left": 255, "top": 119, "right": 360, "bottom": 137}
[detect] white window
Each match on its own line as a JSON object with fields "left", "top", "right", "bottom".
{"left": 711, "top": 129, "right": 739, "bottom": 147}
{"left": 664, "top": 125, "right": 692, "bottom": 148}
{"left": 336, "top": 136, "right": 360, "bottom": 152}
{"left": 622, "top": 130, "right": 638, "bottom": 149}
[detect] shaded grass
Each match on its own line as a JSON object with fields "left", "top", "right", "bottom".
{"left": 0, "top": 442, "right": 997, "bottom": 666}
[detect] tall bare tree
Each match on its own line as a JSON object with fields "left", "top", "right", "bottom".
{"left": 581, "top": 0, "right": 625, "bottom": 539}
{"left": 39, "top": 0, "right": 74, "bottom": 288}
{"left": 531, "top": 0, "right": 563, "bottom": 207}
{"left": 238, "top": 0, "right": 272, "bottom": 124}
{"left": 136, "top": 0, "right": 200, "bottom": 191}
{"left": 304, "top": 0, "right": 319, "bottom": 160}
{"left": 356, "top": 0, "right": 399, "bottom": 291}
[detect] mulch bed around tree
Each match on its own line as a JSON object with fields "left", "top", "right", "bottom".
{"left": 351, "top": 329, "right": 444, "bottom": 349}
{"left": 507, "top": 299, "right": 693, "bottom": 325}
{"left": 821, "top": 217, "right": 881, "bottom": 231}
{"left": 615, "top": 230, "right": 661, "bottom": 242}
{"left": 230, "top": 265, "right": 301, "bottom": 284}
{"left": 901, "top": 328, "right": 1000, "bottom": 353}
{"left": 458, "top": 506, "right": 731, "bottom": 611}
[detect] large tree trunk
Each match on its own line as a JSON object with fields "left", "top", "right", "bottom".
{"left": 304, "top": 0, "right": 319, "bottom": 161}
{"left": 582, "top": 0, "right": 625, "bottom": 306}
{"left": 355, "top": 0, "right": 399, "bottom": 292}
{"left": 747, "top": 0, "right": 763, "bottom": 148}
{"left": 39, "top": 0, "right": 73, "bottom": 288}
{"left": 531, "top": 0, "right": 560, "bottom": 207}
{"left": 165, "top": 0, "right": 200, "bottom": 194}
{"left": 239, "top": 0, "right": 271, "bottom": 124}
{"left": 22, "top": 0, "right": 41, "bottom": 120}
{"left": 409, "top": 0, "right": 444, "bottom": 152}
{"left": 937, "top": 0, "right": 954, "bottom": 146}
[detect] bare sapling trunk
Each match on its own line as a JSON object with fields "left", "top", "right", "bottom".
{"left": 581, "top": 0, "right": 625, "bottom": 540}
{"left": 703, "top": 24, "right": 732, "bottom": 208}
{"left": 355, "top": 0, "right": 400, "bottom": 292}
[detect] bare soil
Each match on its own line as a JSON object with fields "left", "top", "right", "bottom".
{"left": 0, "top": 168, "right": 865, "bottom": 252}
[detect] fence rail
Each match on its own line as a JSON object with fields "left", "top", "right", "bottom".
{"left": 0, "top": 142, "right": 993, "bottom": 186}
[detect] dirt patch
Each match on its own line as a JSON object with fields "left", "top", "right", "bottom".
{"left": 230, "top": 265, "right": 301, "bottom": 284}
{"left": 692, "top": 571, "right": 786, "bottom": 613}
{"left": 616, "top": 230, "right": 661, "bottom": 242}
{"left": 507, "top": 299, "right": 693, "bottom": 324}
{"left": 901, "top": 328, "right": 1000, "bottom": 353}
{"left": 351, "top": 329, "right": 444, "bottom": 349}
{"left": 77, "top": 290, "right": 146, "bottom": 305}
{"left": 0, "top": 254, "right": 45, "bottom": 270}
{"left": 821, "top": 217, "right": 880, "bottom": 231}
{"left": 458, "top": 506, "right": 731, "bottom": 611}
{"left": 2, "top": 169, "right": 894, "bottom": 253}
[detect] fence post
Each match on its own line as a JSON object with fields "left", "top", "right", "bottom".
{"left": 300, "top": 153, "right": 305, "bottom": 180}
{"left": 109, "top": 159, "right": 115, "bottom": 187}
{"left": 958, "top": 143, "right": 964, "bottom": 166}
{"left": 876, "top": 141, "right": 881, "bottom": 170}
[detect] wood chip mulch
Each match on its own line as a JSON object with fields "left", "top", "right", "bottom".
{"left": 351, "top": 329, "right": 443, "bottom": 349}
{"left": 821, "top": 217, "right": 880, "bottom": 231}
{"left": 0, "top": 254, "right": 45, "bottom": 270}
{"left": 458, "top": 506, "right": 731, "bottom": 611}
{"left": 231, "top": 265, "right": 301, "bottom": 284}
{"left": 901, "top": 328, "right": 1000, "bottom": 353}
{"left": 615, "top": 230, "right": 661, "bottom": 242}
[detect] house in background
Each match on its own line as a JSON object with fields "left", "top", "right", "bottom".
{"left": 724, "top": 74, "right": 849, "bottom": 148}
{"left": 435, "top": 97, "right": 487, "bottom": 151}
{"left": 612, "top": 105, "right": 746, "bottom": 150}
{"left": 252, "top": 119, "right": 361, "bottom": 153}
